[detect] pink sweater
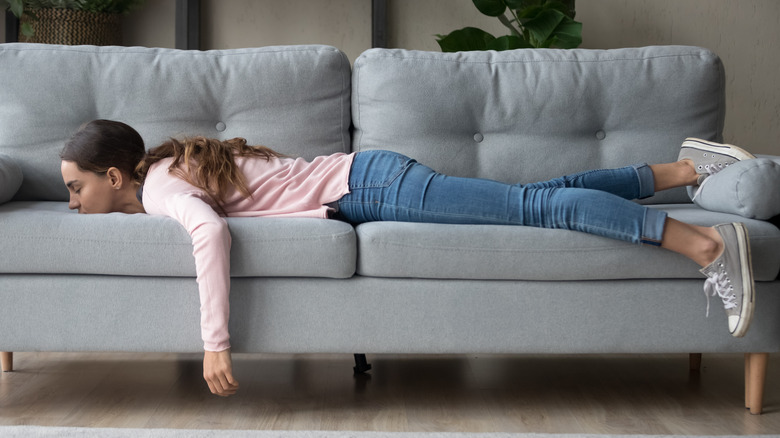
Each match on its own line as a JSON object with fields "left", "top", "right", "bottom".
{"left": 142, "top": 152, "right": 355, "bottom": 351}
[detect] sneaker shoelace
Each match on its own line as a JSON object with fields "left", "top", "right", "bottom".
{"left": 699, "top": 160, "right": 729, "bottom": 175}
{"left": 703, "top": 269, "right": 738, "bottom": 317}
{"left": 691, "top": 165, "right": 721, "bottom": 201}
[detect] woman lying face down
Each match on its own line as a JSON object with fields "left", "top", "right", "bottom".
{"left": 59, "top": 119, "right": 758, "bottom": 398}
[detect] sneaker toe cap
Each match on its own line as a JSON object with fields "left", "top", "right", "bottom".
{"left": 728, "top": 315, "right": 740, "bottom": 333}
{"left": 728, "top": 315, "right": 749, "bottom": 337}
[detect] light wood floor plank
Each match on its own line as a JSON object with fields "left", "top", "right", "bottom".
{"left": 0, "top": 352, "right": 777, "bottom": 434}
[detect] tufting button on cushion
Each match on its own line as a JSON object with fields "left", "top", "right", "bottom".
{"left": 216, "top": 122, "right": 227, "bottom": 132}
{"left": 473, "top": 133, "right": 484, "bottom": 143}
{"left": 595, "top": 130, "right": 606, "bottom": 140}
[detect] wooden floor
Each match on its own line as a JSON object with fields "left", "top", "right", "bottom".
{"left": 0, "top": 352, "right": 778, "bottom": 434}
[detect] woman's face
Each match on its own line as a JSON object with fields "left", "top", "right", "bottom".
{"left": 60, "top": 160, "right": 117, "bottom": 214}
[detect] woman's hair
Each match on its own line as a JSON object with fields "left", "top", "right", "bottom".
{"left": 60, "top": 119, "right": 146, "bottom": 183}
{"left": 62, "top": 119, "right": 284, "bottom": 214}
{"left": 136, "top": 136, "right": 285, "bottom": 213}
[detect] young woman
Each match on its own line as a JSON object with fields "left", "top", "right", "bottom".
{"left": 60, "top": 119, "right": 756, "bottom": 397}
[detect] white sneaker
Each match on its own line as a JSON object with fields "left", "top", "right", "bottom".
{"left": 678, "top": 138, "right": 755, "bottom": 185}
{"left": 700, "top": 223, "right": 755, "bottom": 337}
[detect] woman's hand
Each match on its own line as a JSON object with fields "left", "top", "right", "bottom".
{"left": 203, "top": 349, "right": 239, "bottom": 397}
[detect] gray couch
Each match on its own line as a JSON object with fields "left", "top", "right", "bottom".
{"left": 1, "top": 43, "right": 778, "bottom": 414}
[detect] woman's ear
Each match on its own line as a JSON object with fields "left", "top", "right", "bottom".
{"left": 106, "top": 167, "right": 124, "bottom": 190}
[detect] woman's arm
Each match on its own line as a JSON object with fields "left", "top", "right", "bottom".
{"left": 165, "top": 192, "right": 233, "bottom": 352}
{"left": 155, "top": 191, "right": 238, "bottom": 395}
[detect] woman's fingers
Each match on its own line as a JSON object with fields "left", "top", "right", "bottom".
{"left": 204, "top": 349, "right": 239, "bottom": 396}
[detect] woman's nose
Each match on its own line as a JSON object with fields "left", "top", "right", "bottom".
{"left": 68, "top": 195, "right": 80, "bottom": 210}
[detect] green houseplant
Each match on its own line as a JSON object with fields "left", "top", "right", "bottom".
{"left": 4, "top": 0, "right": 144, "bottom": 44}
{"left": 436, "top": 0, "right": 582, "bottom": 51}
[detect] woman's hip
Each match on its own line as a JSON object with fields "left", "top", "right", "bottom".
{"left": 346, "top": 150, "right": 417, "bottom": 190}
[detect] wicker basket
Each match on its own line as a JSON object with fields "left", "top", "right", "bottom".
{"left": 19, "top": 8, "right": 121, "bottom": 46}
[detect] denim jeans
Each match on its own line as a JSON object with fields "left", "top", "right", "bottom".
{"left": 336, "top": 150, "right": 667, "bottom": 246}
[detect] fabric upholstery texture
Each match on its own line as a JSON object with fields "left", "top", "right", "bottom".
{"left": 0, "top": 44, "right": 351, "bottom": 201}
{"left": 688, "top": 156, "right": 780, "bottom": 220}
{"left": 0, "top": 202, "right": 356, "bottom": 278}
{"left": 3, "top": 275, "right": 780, "bottom": 354}
{"left": 0, "top": 153, "right": 22, "bottom": 204}
{"left": 352, "top": 46, "right": 725, "bottom": 205}
{"left": 355, "top": 206, "right": 780, "bottom": 282}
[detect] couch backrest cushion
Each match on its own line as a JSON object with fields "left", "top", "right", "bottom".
{"left": 352, "top": 46, "right": 725, "bottom": 204}
{"left": 0, "top": 44, "right": 351, "bottom": 201}
{"left": 0, "top": 153, "right": 23, "bottom": 204}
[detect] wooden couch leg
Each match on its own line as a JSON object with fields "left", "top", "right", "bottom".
{"left": 689, "top": 353, "right": 702, "bottom": 372}
{"left": 1, "top": 352, "right": 12, "bottom": 372}
{"left": 745, "top": 353, "right": 769, "bottom": 415}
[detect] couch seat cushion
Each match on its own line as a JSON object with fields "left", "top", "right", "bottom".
{"left": 355, "top": 205, "right": 780, "bottom": 281}
{"left": 0, "top": 202, "right": 355, "bottom": 278}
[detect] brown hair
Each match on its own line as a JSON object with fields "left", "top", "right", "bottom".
{"left": 136, "top": 136, "right": 285, "bottom": 214}
{"left": 61, "top": 119, "right": 146, "bottom": 184}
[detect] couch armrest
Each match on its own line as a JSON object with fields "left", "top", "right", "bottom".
{"left": 689, "top": 155, "right": 780, "bottom": 220}
{"left": 0, "top": 153, "right": 22, "bottom": 204}
{"left": 757, "top": 154, "right": 780, "bottom": 162}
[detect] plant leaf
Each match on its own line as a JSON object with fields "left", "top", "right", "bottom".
{"left": 546, "top": 18, "right": 582, "bottom": 48}
{"left": 537, "top": 1, "right": 576, "bottom": 18}
{"left": 20, "top": 22, "right": 35, "bottom": 37}
{"left": 471, "top": 0, "right": 506, "bottom": 17}
{"left": 486, "top": 35, "right": 533, "bottom": 50}
{"left": 497, "top": 13, "right": 521, "bottom": 35}
{"left": 522, "top": 8, "right": 565, "bottom": 46}
{"left": 504, "top": 0, "right": 540, "bottom": 9}
{"left": 436, "top": 27, "right": 496, "bottom": 52}
{"left": 8, "top": 0, "right": 25, "bottom": 17}
{"left": 514, "top": 3, "right": 539, "bottom": 18}
{"left": 547, "top": 0, "right": 576, "bottom": 18}
{"left": 437, "top": 0, "right": 581, "bottom": 51}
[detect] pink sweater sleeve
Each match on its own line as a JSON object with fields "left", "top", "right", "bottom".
{"left": 144, "top": 183, "right": 232, "bottom": 352}
{"left": 167, "top": 193, "right": 232, "bottom": 352}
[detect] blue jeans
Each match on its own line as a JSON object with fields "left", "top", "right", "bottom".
{"left": 336, "top": 150, "right": 667, "bottom": 246}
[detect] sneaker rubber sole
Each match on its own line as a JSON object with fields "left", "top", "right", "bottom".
{"left": 731, "top": 222, "right": 755, "bottom": 338}
{"left": 682, "top": 138, "right": 756, "bottom": 162}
